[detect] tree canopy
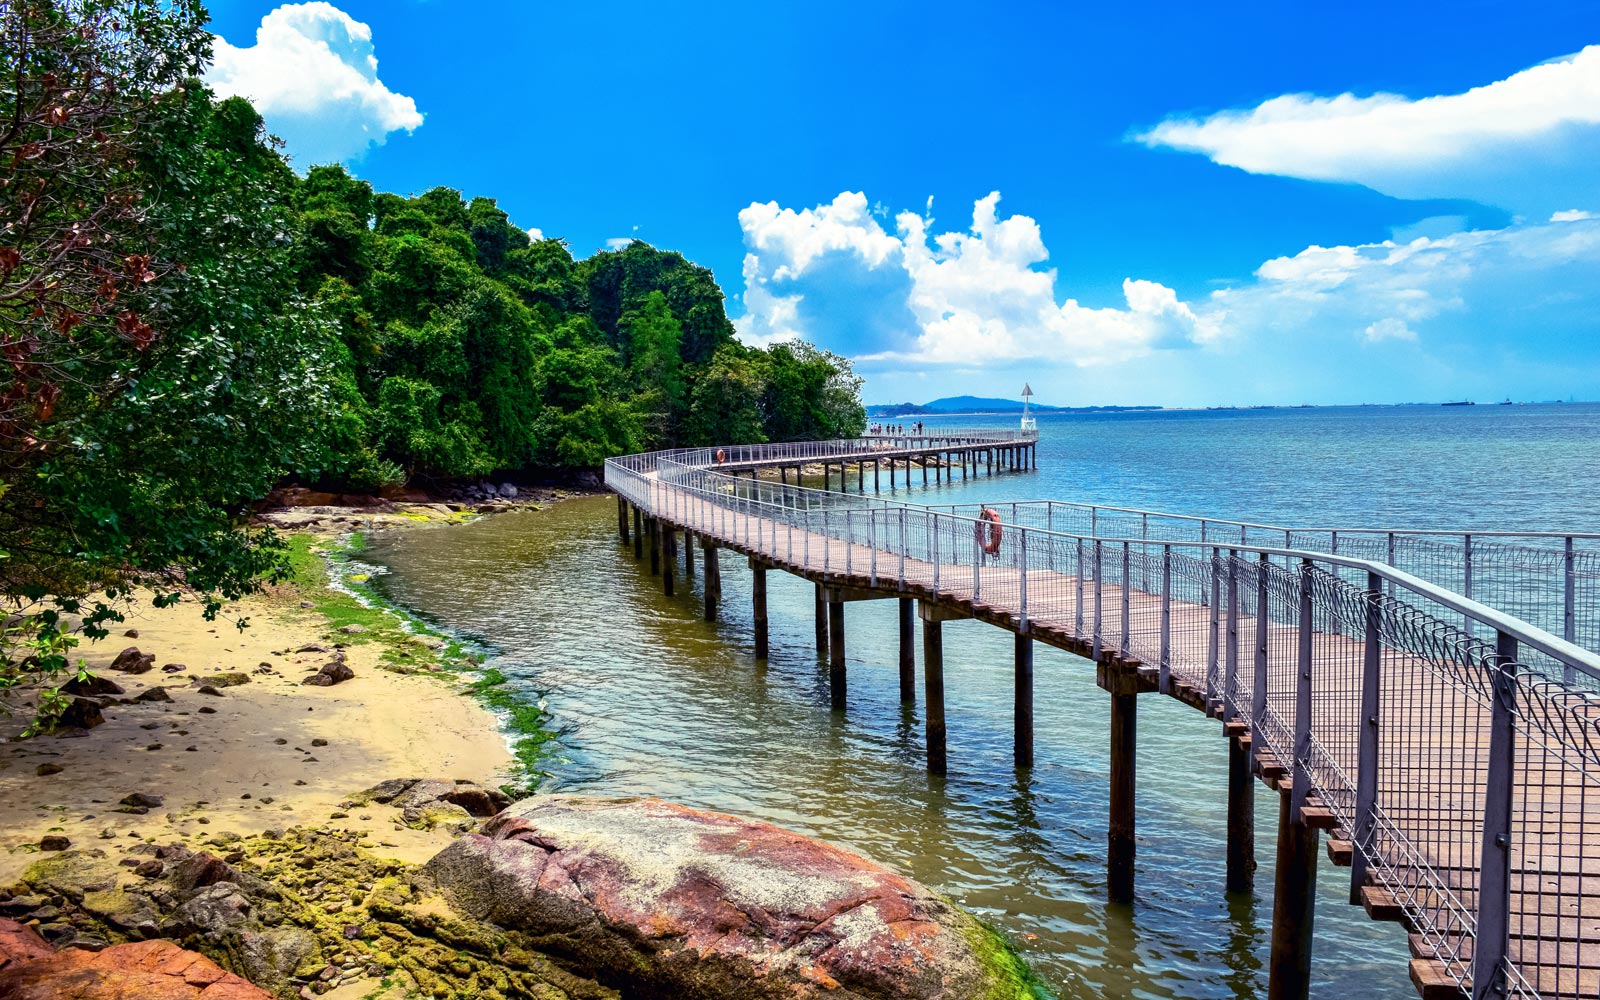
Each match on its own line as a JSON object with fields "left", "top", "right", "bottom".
{"left": 0, "top": 0, "right": 864, "bottom": 717}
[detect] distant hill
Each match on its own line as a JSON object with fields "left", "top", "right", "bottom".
{"left": 867, "top": 395, "right": 1160, "bottom": 416}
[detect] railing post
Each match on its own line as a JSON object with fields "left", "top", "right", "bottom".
{"left": 899, "top": 508, "right": 908, "bottom": 587}
{"left": 932, "top": 515, "right": 941, "bottom": 592}
{"left": 1207, "top": 547, "right": 1221, "bottom": 710}
{"left": 869, "top": 510, "right": 878, "bottom": 587}
{"left": 1092, "top": 541, "right": 1104, "bottom": 661}
{"left": 1564, "top": 536, "right": 1577, "bottom": 683}
{"left": 1159, "top": 545, "right": 1171, "bottom": 694}
{"left": 973, "top": 516, "right": 982, "bottom": 602}
{"left": 1254, "top": 553, "right": 1269, "bottom": 732}
{"left": 846, "top": 510, "right": 854, "bottom": 577}
{"left": 1462, "top": 532, "right": 1474, "bottom": 637}
{"left": 1019, "top": 529, "right": 1029, "bottom": 634}
{"left": 1225, "top": 550, "right": 1239, "bottom": 722}
{"left": 1350, "top": 570, "right": 1382, "bottom": 904}
{"left": 1472, "top": 630, "right": 1517, "bottom": 1000}
{"left": 1120, "top": 541, "right": 1131, "bottom": 658}
{"left": 1076, "top": 537, "right": 1086, "bottom": 639}
{"left": 1047, "top": 507, "right": 1055, "bottom": 571}
{"left": 1292, "top": 560, "right": 1313, "bottom": 821}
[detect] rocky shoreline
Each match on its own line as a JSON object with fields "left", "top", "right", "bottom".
{"left": 1, "top": 495, "right": 1044, "bottom": 998}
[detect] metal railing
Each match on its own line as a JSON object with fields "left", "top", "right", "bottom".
{"left": 639, "top": 429, "right": 1037, "bottom": 473}
{"left": 606, "top": 436, "right": 1600, "bottom": 1000}
{"left": 918, "top": 499, "right": 1600, "bottom": 669}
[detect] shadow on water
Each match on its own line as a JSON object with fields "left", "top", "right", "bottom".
{"left": 356, "top": 404, "right": 1600, "bottom": 999}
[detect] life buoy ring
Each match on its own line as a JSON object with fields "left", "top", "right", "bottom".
{"left": 714, "top": 449, "right": 726, "bottom": 464}
{"left": 977, "top": 508, "right": 1002, "bottom": 555}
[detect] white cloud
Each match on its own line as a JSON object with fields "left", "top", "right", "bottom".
{"left": 1363, "top": 317, "right": 1417, "bottom": 343}
{"left": 734, "top": 191, "right": 1600, "bottom": 404}
{"left": 207, "top": 2, "right": 422, "bottom": 165}
{"left": 605, "top": 237, "right": 636, "bottom": 251}
{"left": 1135, "top": 46, "right": 1600, "bottom": 214}
{"left": 1551, "top": 209, "right": 1595, "bottom": 222}
{"left": 736, "top": 191, "right": 1213, "bottom": 367}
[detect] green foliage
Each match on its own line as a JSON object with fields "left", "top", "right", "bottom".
{"left": 1, "top": 3, "right": 342, "bottom": 705}
{"left": 0, "top": 0, "right": 865, "bottom": 723}
{"left": 289, "top": 167, "right": 863, "bottom": 481}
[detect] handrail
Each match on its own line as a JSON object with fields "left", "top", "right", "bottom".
{"left": 607, "top": 434, "right": 1600, "bottom": 1000}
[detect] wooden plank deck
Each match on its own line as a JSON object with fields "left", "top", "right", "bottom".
{"left": 637, "top": 475, "right": 1600, "bottom": 1000}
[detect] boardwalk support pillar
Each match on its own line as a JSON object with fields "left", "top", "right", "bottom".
{"left": 1268, "top": 793, "right": 1318, "bottom": 1000}
{"left": 1014, "top": 634, "right": 1034, "bottom": 770}
{"left": 702, "top": 541, "right": 720, "bottom": 622}
{"left": 1270, "top": 559, "right": 1319, "bottom": 1000}
{"left": 1099, "top": 663, "right": 1151, "bottom": 904}
{"left": 632, "top": 506, "right": 643, "bottom": 559}
{"left": 1227, "top": 735, "right": 1256, "bottom": 893}
{"left": 647, "top": 518, "right": 659, "bottom": 575}
{"left": 616, "top": 495, "right": 629, "bottom": 542}
{"left": 814, "top": 584, "right": 827, "bottom": 658}
{"left": 660, "top": 523, "right": 674, "bottom": 596}
{"left": 919, "top": 603, "right": 969, "bottom": 776}
{"left": 898, "top": 597, "right": 915, "bottom": 703}
{"left": 828, "top": 595, "right": 846, "bottom": 710}
{"left": 751, "top": 560, "right": 768, "bottom": 660}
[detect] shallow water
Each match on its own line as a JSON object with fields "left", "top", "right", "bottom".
{"left": 364, "top": 403, "right": 1600, "bottom": 1000}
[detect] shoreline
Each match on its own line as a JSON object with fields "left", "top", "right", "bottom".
{"left": 0, "top": 495, "right": 581, "bottom": 887}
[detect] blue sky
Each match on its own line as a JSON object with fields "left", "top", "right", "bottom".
{"left": 203, "top": 1, "right": 1600, "bottom": 406}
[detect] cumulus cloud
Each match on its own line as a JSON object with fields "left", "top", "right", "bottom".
{"left": 1551, "top": 209, "right": 1595, "bottom": 222}
{"left": 735, "top": 191, "right": 1214, "bottom": 366}
{"left": 734, "top": 191, "right": 1600, "bottom": 403}
{"left": 1135, "top": 45, "right": 1600, "bottom": 214}
{"left": 207, "top": 2, "right": 422, "bottom": 165}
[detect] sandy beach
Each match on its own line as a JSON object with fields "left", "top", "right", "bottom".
{"left": 0, "top": 516, "right": 518, "bottom": 887}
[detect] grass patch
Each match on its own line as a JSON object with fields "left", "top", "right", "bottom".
{"left": 465, "top": 668, "right": 560, "bottom": 783}
{"left": 965, "top": 912, "right": 1056, "bottom": 1000}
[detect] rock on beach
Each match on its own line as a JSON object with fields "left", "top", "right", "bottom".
{"left": 425, "top": 794, "right": 1034, "bottom": 1000}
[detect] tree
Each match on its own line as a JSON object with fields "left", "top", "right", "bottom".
{"left": 1, "top": 3, "right": 339, "bottom": 710}
{"left": 761, "top": 341, "right": 866, "bottom": 441}
{"left": 688, "top": 346, "right": 767, "bottom": 445}
{"left": 620, "top": 291, "right": 684, "bottom": 446}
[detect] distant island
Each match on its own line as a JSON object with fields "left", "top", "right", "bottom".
{"left": 867, "top": 395, "right": 1161, "bottom": 416}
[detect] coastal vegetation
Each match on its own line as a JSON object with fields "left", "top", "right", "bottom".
{"left": 0, "top": 0, "right": 864, "bottom": 701}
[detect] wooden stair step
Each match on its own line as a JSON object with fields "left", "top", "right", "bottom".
{"left": 1361, "top": 885, "right": 1413, "bottom": 927}
{"left": 1326, "top": 837, "right": 1353, "bottom": 866}
{"left": 1408, "top": 958, "right": 1468, "bottom": 1000}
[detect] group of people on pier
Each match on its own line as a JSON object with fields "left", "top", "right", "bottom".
{"left": 868, "top": 421, "right": 924, "bottom": 436}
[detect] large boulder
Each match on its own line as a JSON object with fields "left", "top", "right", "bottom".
{"left": 0, "top": 937, "right": 271, "bottom": 999}
{"left": 0, "top": 918, "right": 52, "bottom": 971}
{"left": 425, "top": 795, "right": 1035, "bottom": 1000}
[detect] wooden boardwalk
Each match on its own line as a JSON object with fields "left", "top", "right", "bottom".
{"left": 609, "top": 446, "right": 1600, "bottom": 1000}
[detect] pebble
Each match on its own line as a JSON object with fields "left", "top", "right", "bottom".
{"left": 311, "top": 738, "right": 328, "bottom": 747}
{"left": 36, "top": 763, "right": 63, "bottom": 776}
{"left": 198, "top": 706, "right": 217, "bottom": 714}
{"left": 124, "top": 629, "right": 140, "bottom": 638}
{"left": 197, "top": 685, "right": 223, "bottom": 696}
{"left": 39, "top": 835, "right": 70, "bottom": 851}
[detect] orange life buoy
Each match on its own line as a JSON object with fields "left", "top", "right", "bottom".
{"left": 715, "top": 448, "right": 726, "bottom": 464}
{"left": 977, "top": 508, "right": 1002, "bottom": 555}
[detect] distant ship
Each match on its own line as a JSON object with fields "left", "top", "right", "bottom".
{"left": 1499, "top": 398, "right": 1513, "bottom": 405}
{"left": 1441, "top": 399, "right": 1475, "bottom": 406}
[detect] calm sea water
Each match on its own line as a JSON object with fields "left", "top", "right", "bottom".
{"left": 363, "top": 403, "right": 1600, "bottom": 1000}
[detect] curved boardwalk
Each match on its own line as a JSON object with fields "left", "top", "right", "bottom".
{"left": 606, "top": 430, "right": 1600, "bottom": 1000}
